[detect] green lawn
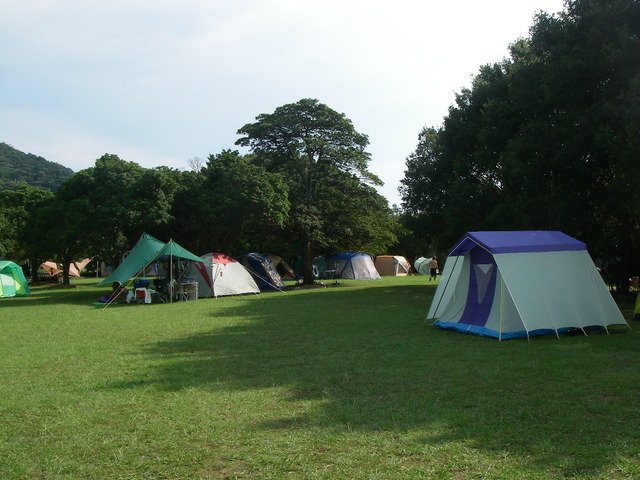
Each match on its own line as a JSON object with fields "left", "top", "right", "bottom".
{"left": 1, "top": 276, "right": 639, "bottom": 479}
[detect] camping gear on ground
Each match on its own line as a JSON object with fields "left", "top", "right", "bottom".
{"left": 414, "top": 257, "right": 432, "bottom": 276}
{"left": 428, "top": 231, "right": 629, "bottom": 340}
{"left": 97, "top": 233, "right": 205, "bottom": 305}
{"left": 375, "top": 255, "right": 413, "bottom": 276}
{"left": 237, "top": 253, "right": 285, "bottom": 291}
{"left": 325, "top": 252, "right": 381, "bottom": 280}
{"left": 0, "top": 261, "right": 30, "bottom": 298}
{"left": 98, "top": 281, "right": 129, "bottom": 304}
{"left": 312, "top": 256, "right": 326, "bottom": 279}
{"left": 190, "top": 253, "right": 260, "bottom": 298}
{"left": 291, "top": 256, "right": 326, "bottom": 279}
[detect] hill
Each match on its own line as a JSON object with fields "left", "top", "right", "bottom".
{"left": 0, "top": 142, "right": 74, "bottom": 191}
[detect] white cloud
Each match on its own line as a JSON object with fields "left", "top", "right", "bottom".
{"left": 0, "top": 0, "right": 566, "bottom": 204}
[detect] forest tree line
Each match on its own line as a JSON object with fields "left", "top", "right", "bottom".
{"left": 400, "top": 0, "right": 640, "bottom": 292}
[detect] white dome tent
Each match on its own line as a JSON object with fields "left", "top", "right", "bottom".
{"left": 190, "top": 253, "right": 259, "bottom": 298}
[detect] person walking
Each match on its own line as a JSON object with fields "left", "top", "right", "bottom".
{"left": 429, "top": 256, "right": 438, "bottom": 281}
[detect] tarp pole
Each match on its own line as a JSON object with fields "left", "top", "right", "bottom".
{"left": 499, "top": 275, "right": 503, "bottom": 341}
{"left": 170, "top": 239, "right": 173, "bottom": 303}
{"left": 101, "top": 266, "right": 147, "bottom": 310}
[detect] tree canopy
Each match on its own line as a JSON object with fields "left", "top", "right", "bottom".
{"left": 236, "top": 98, "right": 395, "bottom": 283}
{"left": 400, "top": 0, "right": 640, "bottom": 290}
{"left": 0, "top": 186, "right": 54, "bottom": 277}
{"left": 170, "top": 150, "right": 290, "bottom": 256}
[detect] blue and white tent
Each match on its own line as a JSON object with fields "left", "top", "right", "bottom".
{"left": 326, "top": 252, "right": 381, "bottom": 280}
{"left": 237, "top": 253, "right": 285, "bottom": 291}
{"left": 427, "top": 231, "right": 628, "bottom": 340}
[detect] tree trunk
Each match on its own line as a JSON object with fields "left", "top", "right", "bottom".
{"left": 619, "top": 234, "right": 632, "bottom": 295}
{"left": 29, "top": 258, "right": 42, "bottom": 282}
{"left": 302, "top": 238, "right": 314, "bottom": 285}
{"left": 61, "top": 255, "right": 71, "bottom": 285}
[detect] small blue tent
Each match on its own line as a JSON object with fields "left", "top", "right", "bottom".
{"left": 428, "top": 231, "right": 628, "bottom": 340}
{"left": 237, "top": 253, "right": 284, "bottom": 291}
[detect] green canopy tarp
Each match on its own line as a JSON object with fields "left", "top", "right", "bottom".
{"left": 0, "top": 260, "right": 30, "bottom": 298}
{"left": 97, "top": 233, "right": 204, "bottom": 287}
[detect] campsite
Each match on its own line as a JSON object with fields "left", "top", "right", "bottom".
{"left": 1, "top": 0, "right": 639, "bottom": 476}
{"left": 1, "top": 274, "right": 639, "bottom": 479}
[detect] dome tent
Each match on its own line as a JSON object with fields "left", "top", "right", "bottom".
{"left": 326, "top": 252, "right": 380, "bottom": 280}
{"left": 190, "top": 253, "right": 259, "bottom": 298}
{"left": 414, "top": 257, "right": 433, "bottom": 276}
{"left": 237, "top": 253, "right": 285, "bottom": 291}
{"left": 0, "top": 261, "right": 30, "bottom": 298}
{"left": 375, "top": 255, "right": 412, "bottom": 276}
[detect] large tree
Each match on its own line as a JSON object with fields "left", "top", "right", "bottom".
{"left": 30, "top": 191, "right": 93, "bottom": 285}
{"left": 170, "top": 150, "right": 290, "bottom": 255}
{"left": 0, "top": 186, "right": 54, "bottom": 279}
{"left": 36, "top": 154, "right": 182, "bottom": 283}
{"left": 236, "top": 98, "right": 389, "bottom": 284}
{"left": 400, "top": 0, "right": 640, "bottom": 289}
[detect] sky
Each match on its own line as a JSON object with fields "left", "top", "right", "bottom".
{"left": 0, "top": 0, "right": 566, "bottom": 205}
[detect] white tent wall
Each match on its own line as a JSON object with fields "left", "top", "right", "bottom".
{"left": 190, "top": 254, "right": 259, "bottom": 298}
{"left": 494, "top": 250, "right": 626, "bottom": 332}
{"left": 427, "top": 254, "right": 466, "bottom": 321}
{"left": 353, "top": 256, "right": 379, "bottom": 279}
{"left": 211, "top": 262, "right": 259, "bottom": 297}
{"left": 482, "top": 270, "right": 525, "bottom": 338}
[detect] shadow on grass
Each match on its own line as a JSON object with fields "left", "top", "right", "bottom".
{"left": 0, "top": 279, "right": 110, "bottom": 308}
{"left": 111, "top": 282, "right": 640, "bottom": 477}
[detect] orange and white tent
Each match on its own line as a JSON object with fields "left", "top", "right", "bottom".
{"left": 41, "top": 258, "right": 92, "bottom": 277}
{"left": 374, "top": 255, "right": 413, "bottom": 276}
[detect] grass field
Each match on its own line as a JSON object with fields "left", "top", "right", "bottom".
{"left": 1, "top": 276, "right": 639, "bottom": 479}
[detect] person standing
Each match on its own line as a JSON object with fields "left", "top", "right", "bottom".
{"left": 429, "top": 256, "right": 438, "bottom": 281}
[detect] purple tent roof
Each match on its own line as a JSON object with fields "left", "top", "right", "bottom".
{"left": 448, "top": 231, "right": 586, "bottom": 256}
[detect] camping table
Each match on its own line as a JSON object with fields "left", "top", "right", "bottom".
{"left": 324, "top": 269, "right": 338, "bottom": 286}
{"left": 179, "top": 282, "right": 198, "bottom": 301}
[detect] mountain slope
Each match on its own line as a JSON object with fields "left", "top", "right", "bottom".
{"left": 0, "top": 142, "right": 74, "bottom": 191}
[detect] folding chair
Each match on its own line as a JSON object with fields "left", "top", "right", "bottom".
{"left": 153, "top": 278, "right": 170, "bottom": 303}
{"left": 134, "top": 288, "right": 146, "bottom": 304}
